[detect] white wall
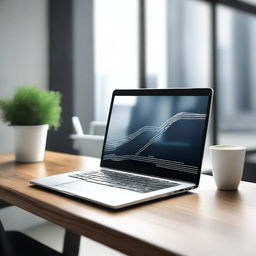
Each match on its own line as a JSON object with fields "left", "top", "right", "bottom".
{"left": 0, "top": 0, "right": 48, "bottom": 153}
{"left": 0, "top": 0, "right": 48, "bottom": 230}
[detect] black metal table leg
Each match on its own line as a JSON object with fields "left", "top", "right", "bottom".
{"left": 63, "top": 230, "right": 81, "bottom": 256}
{"left": 0, "top": 201, "right": 11, "bottom": 208}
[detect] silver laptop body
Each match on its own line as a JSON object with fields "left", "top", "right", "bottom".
{"left": 31, "top": 88, "right": 212, "bottom": 209}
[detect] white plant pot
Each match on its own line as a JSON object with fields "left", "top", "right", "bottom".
{"left": 13, "top": 124, "right": 49, "bottom": 162}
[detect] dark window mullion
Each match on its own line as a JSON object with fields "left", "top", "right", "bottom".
{"left": 210, "top": 1, "right": 218, "bottom": 145}
{"left": 138, "top": 0, "right": 146, "bottom": 88}
{"left": 197, "top": 0, "right": 256, "bottom": 16}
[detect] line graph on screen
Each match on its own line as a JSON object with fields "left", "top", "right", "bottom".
{"left": 104, "top": 112, "right": 206, "bottom": 174}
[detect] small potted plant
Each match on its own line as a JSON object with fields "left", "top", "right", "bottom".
{"left": 0, "top": 85, "right": 61, "bottom": 162}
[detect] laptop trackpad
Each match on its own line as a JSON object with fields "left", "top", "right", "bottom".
{"left": 55, "top": 180, "right": 140, "bottom": 205}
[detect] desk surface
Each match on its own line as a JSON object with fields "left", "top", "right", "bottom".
{"left": 0, "top": 151, "right": 255, "bottom": 256}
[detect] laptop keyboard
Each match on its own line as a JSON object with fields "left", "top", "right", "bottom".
{"left": 69, "top": 170, "right": 178, "bottom": 193}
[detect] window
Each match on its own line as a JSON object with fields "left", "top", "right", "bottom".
{"left": 146, "top": 0, "right": 211, "bottom": 88}
{"left": 217, "top": 6, "right": 256, "bottom": 148}
{"left": 94, "top": 0, "right": 139, "bottom": 121}
{"left": 93, "top": 0, "right": 256, "bottom": 153}
{"left": 145, "top": 0, "right": 212, "bottom": 169}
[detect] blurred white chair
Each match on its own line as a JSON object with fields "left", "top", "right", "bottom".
{"left": 89, "top": 121, "right": 106, "bottom": 136}
{"left": 72, "top": 116, "right": 84, "bottom": 135}
{"left": 70, "top": 116, "right": 105, "bottom": 158}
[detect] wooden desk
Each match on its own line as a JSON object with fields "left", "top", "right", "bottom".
{"left": 0, "top": 151, "right": 256, "bottom": 256}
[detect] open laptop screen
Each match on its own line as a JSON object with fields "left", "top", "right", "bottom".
{"left": 101, "top": 89, "right": 212, "bottom": 184}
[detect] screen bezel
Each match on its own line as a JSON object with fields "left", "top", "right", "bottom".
{"left": 100, "top": 88, "right": 213, "bottom": 186}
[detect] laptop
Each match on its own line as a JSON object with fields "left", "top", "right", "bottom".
{"left": 31, "top": 88, "right": 213, "bottom": 209}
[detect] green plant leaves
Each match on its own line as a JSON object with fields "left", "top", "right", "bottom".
{"left": 0, "top": 86, "right": 62, "bottom": 130}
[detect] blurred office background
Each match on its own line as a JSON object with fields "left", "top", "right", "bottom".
{"left": 2, "top": 0, "right": 256, "bottom": 160}
{"left": 1, "top": 0, "right": 256, "bottom": 254}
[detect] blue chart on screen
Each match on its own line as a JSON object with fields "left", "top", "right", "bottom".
{"left": 103, "top": 95, "right": 208, "bottom": 176}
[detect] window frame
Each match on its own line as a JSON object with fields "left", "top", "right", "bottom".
{"left": 139, "top": 0, "right": 256, "bottom": 148}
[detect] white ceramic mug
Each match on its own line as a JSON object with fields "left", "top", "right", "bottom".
{"left": 209, "top": 145, "right": 246, "bottom": 190}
